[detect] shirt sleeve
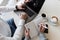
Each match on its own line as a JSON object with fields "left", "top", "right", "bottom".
{"left": 0, "top": 6, "right": 16, "bottom": 12}
{"left": 0, "top": 18, "right": 25, "bottom": 40}
{"left": 24, "top": 36, "right": 31, "bottom": 40}
{"left": 16, "top": 0, "right": 25, "bottom": 6}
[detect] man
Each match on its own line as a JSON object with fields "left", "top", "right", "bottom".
{"left": 0, "top": 13, "right": 29, "bottom": 40}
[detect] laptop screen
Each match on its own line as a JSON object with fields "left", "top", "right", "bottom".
{"left": 25, "top": 0, "right": 45, "bottom": 17}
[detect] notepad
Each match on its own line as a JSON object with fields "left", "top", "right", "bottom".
{"left": 25, "top": 22, "right": 38, "bottom": 38}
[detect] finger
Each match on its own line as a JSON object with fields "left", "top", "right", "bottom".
{"left": 40, "top": 25, "right": 43, "bottom": 30}
{"left": 25, "top": 30, "right": 29, "bottom": 36}
{"left": 40, "top": 25, "right": 45, "bottom": 32}
{"left": 40, "top": 26, "right": 43, "bottom": 32}
{"left": 41, "top": 27, "right": 45, "bottom": 32}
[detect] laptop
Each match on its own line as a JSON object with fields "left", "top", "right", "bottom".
{"left": 14, "top": 0, "right": 45, "bottom": 22}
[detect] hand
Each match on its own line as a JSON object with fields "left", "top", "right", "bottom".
{"left": 25, "top": 28, "right": 30, "bottom": 37}
{"left": 16, "top": 4, "right": 26, "bottom": 10}
{"left": 19, "top": 12, "right": 28, "bottom": 20}
{"left": 24, "top": 0, "right": 30, "bottom": 3}
{"left": 39, "top": 23, "right": 45, "bottom": 33}
{"left": 16, "top": 0, "right": 30, "bottom": 10}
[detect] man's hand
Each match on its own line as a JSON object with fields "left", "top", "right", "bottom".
{"left": 16, "top": 0, "right": 30, "bottom": 10}
{"left": 16, "top": 4, "right": 26, "bottom": 10}
{"left": 19, "top": 12, "right": 28, "bottom": 20}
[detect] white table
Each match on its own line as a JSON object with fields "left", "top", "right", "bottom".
{"left": 34, "top": 0, "right": 60, "bottom": 40}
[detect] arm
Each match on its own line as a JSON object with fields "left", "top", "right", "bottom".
{"left": 0, "top": 6, "right": 16, "bottom": 12}
{"left": 0, "top": 0, "right": 25, "bottom": 12}
{"left": 0, "top": 18, "right": 25, "bottom": 40}
{"left": 0, "top": 13, "right": 28, "bottom": 40}
{"left": 13, "top": 19, "right": 25, "bottom": 40}
{"left": 15, "top": 0, "right": 30, "bottom": 10}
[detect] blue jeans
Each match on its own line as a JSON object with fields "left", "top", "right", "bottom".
{"left": 7, "top": 18, "right": 17, "bottom": 37}
{"left": 7, "top": 18, "right": 25, "bottom": 40}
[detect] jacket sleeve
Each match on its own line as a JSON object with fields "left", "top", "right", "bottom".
{"left": 0, "top": 19, "right": 26, "bottom": 40}
{"left": 0, "top": 0, "right": 25, "bottom": 12}
{"left": 24, "top": 37, "right": 31, "bottom": 40}
{"left": 16, "top": 0, "right": 25, "bottom": 6}
{"left": 0, "top": 6, "right": 16, "bottom": 12}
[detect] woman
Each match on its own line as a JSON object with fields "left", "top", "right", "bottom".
{"left": 0, "top": 13, "right": 29, "bottom": 40}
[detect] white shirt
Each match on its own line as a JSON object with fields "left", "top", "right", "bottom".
{"left": 0, "top": 0, "right": 25, "bottom": 12}
{"left": 0, "top": 17, "right": 26, "bottom": 40}
{"left": 6, "top": 0, "right": 17, "bottom": 7}
{"left": 16, "top": 0, "right": 25, "bottom": 6}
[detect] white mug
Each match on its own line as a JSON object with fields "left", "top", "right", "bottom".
{"left": 50, "top": 16, "right": 58, "bottom": 24}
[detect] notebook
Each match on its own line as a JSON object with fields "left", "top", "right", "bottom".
{"left": 25, "top": 21, "right": 38, "bottom": 38}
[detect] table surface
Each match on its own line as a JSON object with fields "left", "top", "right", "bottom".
{"left": 35, "top": 0, "right": 60, "bottom": 40}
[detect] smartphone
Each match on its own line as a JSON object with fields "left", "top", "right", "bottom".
{"left": 44, "top": 24, "right": 48, "bottom": 33}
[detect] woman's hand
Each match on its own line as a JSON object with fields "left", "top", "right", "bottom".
{"left": 19, "top": 12, "right": 28, "bottom": 20}
{"left": 24, "top": 28, "right": 31, "bottom": 40}
{"left": 39, "top": 23, "right": 48, "bottom": 33}
{"left": 16, "top": 0, "right": 30, "bottom": 10}
{"left": 25, "top": 28, "right": 30, "bottom": 37}
{"left": 39, "top": 23, "right": 45, "bottom": 33}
